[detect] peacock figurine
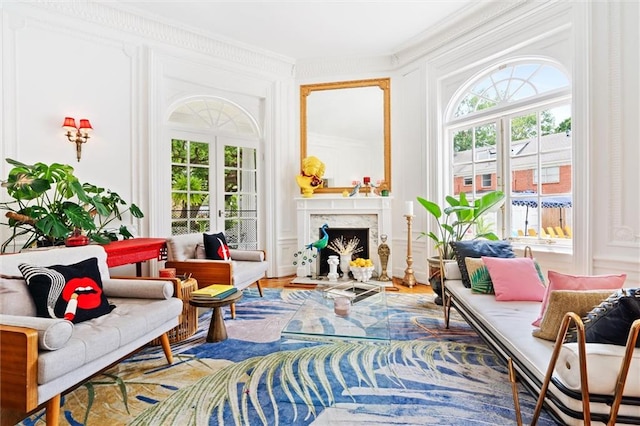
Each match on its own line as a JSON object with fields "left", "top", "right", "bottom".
{"left": 307, "top": 223, "right": 329, "bottom": 251}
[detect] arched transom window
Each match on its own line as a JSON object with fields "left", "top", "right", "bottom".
{"left": 169, "top": 97, "right": 260, "bottom": 137}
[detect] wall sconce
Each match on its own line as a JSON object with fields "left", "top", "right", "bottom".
{"left": 62, "top": 117, "right": 93, "bottom": 162}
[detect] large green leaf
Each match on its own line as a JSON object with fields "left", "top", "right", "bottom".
{"left": 90, "top": 195, "right": 110, "bottom": 217}
{"left": 129, "top": 203, "right": 144, "bottom": 219}
{"left": 474, "top": 190, "right": 505, "bottom": 217}
{"left": 119, "top": 225, "right": 134, "bottom": 239}
{"left": 36, "top": 213, "right": 71, "bottom": 239}
{"left": 62, "top": 202, "right": 96, "bottom": 230}
{"left": 416, "top": 197, "right": 441, "bottom": 219}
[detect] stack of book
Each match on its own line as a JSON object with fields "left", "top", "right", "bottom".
{"left": 191, "top": 284, "right": 238, "bottom": 301}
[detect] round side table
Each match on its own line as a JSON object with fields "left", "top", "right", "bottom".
{"left": 189, "top": 291, "right": 243, "bottom": 342}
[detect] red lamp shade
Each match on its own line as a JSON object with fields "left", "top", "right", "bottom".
{"left": 62, "top": 117, "right": 77, "bottom": 129}
{"left": 78, "top": 119, "right": 93, "bottom": 131}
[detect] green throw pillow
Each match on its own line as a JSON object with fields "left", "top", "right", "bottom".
{"left": 465, "top": 257, "right": 546, "bottom": 294}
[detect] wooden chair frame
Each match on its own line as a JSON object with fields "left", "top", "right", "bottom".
{"left": 529, "top": 314, "right": 640, "bottom": 426}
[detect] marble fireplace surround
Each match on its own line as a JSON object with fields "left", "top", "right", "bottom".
{"left": 295, "top": 195, "right": 393, "bottom": 277}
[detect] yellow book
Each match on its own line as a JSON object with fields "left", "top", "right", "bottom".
{"left": 192, "top": 284, "right": 236, "bottom": 297}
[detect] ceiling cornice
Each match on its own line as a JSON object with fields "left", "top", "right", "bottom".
{"left": 17, "top": 0, "right": 551, "bottom": 79}
{"left": 29, "top": 0, "right": 296, "bottom": 77}
{"left": 393, "top": 0, "right": 535, "bottom": 66}
{"left": 295, "top": 56, "right": 396, "bottom": 81}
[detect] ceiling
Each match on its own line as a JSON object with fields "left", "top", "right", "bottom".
{"left": 111, "top": 1, "right": 483, "bottom": 60}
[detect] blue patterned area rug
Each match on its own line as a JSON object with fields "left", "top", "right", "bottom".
{"left": 20, "top": 288, "right": 558, "bottom": 425}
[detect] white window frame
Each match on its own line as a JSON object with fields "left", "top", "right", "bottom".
{"left": 445, "top": 60, "right": 572, "bottom": 253}
{"left": 533, "top": 166, "right": 560, "bottom": 184}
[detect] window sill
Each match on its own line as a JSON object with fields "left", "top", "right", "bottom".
{"left": 509, "top": 238, "right": 573, "bottom": 255}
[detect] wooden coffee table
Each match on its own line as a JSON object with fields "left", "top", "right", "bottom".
{"left": 189, "top": 291, "right": 243, "bottom": 342}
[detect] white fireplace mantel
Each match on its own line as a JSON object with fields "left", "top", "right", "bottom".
{"left": 296, "top": 195, "right": 393, "bottom": 274}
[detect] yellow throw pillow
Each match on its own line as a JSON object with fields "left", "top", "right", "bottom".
{"left": 532, "top": 290, "right": 616, "bottom": 341}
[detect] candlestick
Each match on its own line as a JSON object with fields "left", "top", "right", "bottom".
{"left": 402, "top": 214, "right": 416, "bottom": 288}
{"left": 404, "top": 201, "right": 414, "bottom": 216}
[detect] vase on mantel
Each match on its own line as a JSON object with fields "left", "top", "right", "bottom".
{"left": 339, "top": 254, "right": 351, "bottom": 279}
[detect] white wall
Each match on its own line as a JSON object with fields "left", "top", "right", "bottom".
{"left": 0, "top": 3, "right": 294, "bottom": 278}
{"left": 389, "top": 1, "right": 640, "bottom": 284}
{"left": 1, "top": 4, "right": 141, "bottom": 236}
{"left": 2, "top": 2, "right": 638, "bottom": 284}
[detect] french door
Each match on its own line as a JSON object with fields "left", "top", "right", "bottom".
{"left": 170, "top": 132, "right": 259, "bottom": 250}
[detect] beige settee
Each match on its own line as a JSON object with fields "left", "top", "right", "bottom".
{"left": 0, "top": 245, "right": 183, "bottom": 425}
{"left": 165, "top": 233, "right": 268, "bottom": 317}
{"left": 441, "top": 262, "right": 640, "bottom": 425}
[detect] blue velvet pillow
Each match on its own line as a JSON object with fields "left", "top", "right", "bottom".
{"left": 450, "top": 240, "right": 516, "bottom": 288}
{"left": 566, "top": 288, "right": 640, "bottom": 347}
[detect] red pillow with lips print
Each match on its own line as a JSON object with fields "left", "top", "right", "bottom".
{"left": 18, "top": 257, "right": 115, "bottom": 324}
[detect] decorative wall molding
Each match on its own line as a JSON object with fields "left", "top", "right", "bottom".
{"left": 29, "top": 1, "right": 295, "bottom": 77}
{"left": 606, "top": 2, "right": 639, "bottom": 247}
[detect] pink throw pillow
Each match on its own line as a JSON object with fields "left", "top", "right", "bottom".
{"left": 481, "top": 257, "right": 546, "bottom": 302}
{"left": 531, "top": 271, "right": 626, "bottom": 327}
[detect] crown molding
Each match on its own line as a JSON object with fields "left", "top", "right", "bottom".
{"left": 29, "top": 1, "right": 295, "bottom": 77}
{"left": 393, "top": 0, "right": 538, "bottom": 66}
{"left": 295, "top": 56, "right": 396, "bottom": 80}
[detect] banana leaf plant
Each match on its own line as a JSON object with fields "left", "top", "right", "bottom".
{"left": 417, "top": 190, "right": 505, "bottom": 260}
{"left": 0, "top": 158, "right": 143, "bottom": 252}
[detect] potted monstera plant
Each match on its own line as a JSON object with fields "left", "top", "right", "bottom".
{"left": 417, "top": 190, "right": 505, "bottom": 304}
{"left": 0, "top": 159, "right": 143, "bottom": 252}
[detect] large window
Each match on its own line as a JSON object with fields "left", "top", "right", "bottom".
{"left": 448, "top": 60, "right": 572, "bottom": 248}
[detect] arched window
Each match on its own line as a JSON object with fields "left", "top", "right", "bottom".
{"left": 168, "top": 97, "right": 260, "bottom": 250}
{"left": 446, "top": 59, "right": 572, "bottom": 249}
{"left": 168, "top": 97, "right": 260, "bottom": 137}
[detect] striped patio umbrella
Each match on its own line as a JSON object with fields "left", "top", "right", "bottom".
{"left": 511, "top": 195, "right": 572, "bottom": 233}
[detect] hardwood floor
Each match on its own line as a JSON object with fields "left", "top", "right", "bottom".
{"left": 261, "top": 275, "right": 433, "bottom": 294}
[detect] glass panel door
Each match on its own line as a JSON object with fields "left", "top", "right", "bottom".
{"left": 217, "top": 138, "right": 259, "bottom": 250}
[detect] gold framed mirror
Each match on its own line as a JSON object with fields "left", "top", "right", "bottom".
{"left": 300, "top": 77, "right": 391, "bottom": 194}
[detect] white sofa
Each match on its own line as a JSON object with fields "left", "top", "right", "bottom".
{"left": 0, "top": 245, "right": 183, "bottom": 425}
{"left": 441, "top": 262, "right": 640, "bottom": 425}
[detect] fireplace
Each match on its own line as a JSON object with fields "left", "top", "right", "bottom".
{"left": 318, "top": 227, "right": 369, "bottom": 276}
{"left": 295, "top": 195, "right": 393, "bottom": 279}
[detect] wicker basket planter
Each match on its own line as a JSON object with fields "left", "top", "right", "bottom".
{"left": 151, "top": 277, "right": 198, "bottom": 345}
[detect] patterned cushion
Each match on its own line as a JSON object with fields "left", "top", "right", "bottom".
{"left": 18, "top": 257, "right": 114, "bottom": 324}
{"left": 450, "top": 240, "right": 515, "bottom": 288}
{"left": 466, "top": 257, "right": 545, "bottom": 294}
{"left": 532, "top": 290, "right": 614, "bottom": 341}
{"left": 203, "top": 232, "right": 231, "bottom": 260}
{"left": 465, "top": 258, "right": 493, "bottom": 294}
{"left": 566, "top": 288, "right": 640, "bottom": 347}
{"left": 532, "top": 271, "right": 626, "bottom": 327}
